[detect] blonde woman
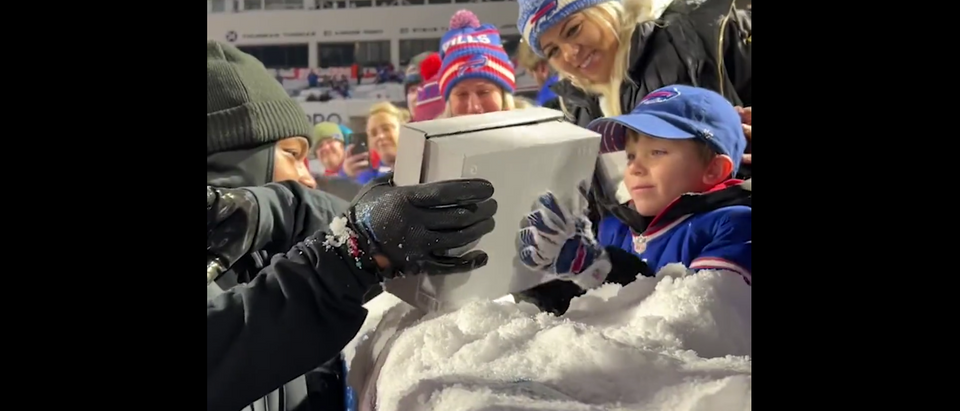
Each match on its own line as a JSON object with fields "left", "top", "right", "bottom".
{"left": 517, "top": 0, "right": 750, "bottom": 123}
{"left": 342, "top": 101, "right": 409, "bottom": 184}
{"left": 435, "top": 10, "right": 521, "bottom": 118}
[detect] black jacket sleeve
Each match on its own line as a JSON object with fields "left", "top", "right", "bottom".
{"left": 514, "top": 278, "right": 583, "bottom": 317}
{"left": 685, "top": 0, "right": 751, "bottom": 106}
{"left": 604, "top": 246, "right": 655, "bottom": 285}
{"left": 245, "top": 181, "right": 349, "bottom": 257}
{"left": 206, "top": 234, "right": 381, "bottom": 411}
{"left": 722, "top": 8, "right": 751, "bottom": 106}
{"left": 514, "top": 247, "right": 653, "bottom": 316}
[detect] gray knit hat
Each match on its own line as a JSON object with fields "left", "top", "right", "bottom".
{"left": 207, "top": 40, "right": 313, "bottom": 155}
{"left": 403, "top": 51, "right": 434, "bottom": 87}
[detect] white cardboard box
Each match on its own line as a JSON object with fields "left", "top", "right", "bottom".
{"left": 387, "top": 107, "right": 601, "bottom": 312}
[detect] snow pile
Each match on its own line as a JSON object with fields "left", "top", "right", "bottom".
{"left": 351, "top": 264, "right": 751, "bottom": 411}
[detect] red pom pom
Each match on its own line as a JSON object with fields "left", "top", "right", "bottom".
{"left": 419, "top": 53, "right": 442, "bottom": 80}
{"left": 449, "top": 9, "right": 481, "bottom": 29}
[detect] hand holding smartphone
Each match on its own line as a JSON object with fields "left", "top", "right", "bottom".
{"left": 342, "top": 132, "right": 372, "bottom": 178}
{"left": 352, "top": 131, "right": 370, "bottom": 156}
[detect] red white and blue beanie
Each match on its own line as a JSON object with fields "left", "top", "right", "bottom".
{"left": 414, "top": 53, "right": 444, "bottom": 122}
{"left": 518, "top": 0, "right": 616, "bottom": 57}
{"left": 439, "top": 10, "right": 516, "bottom": 101}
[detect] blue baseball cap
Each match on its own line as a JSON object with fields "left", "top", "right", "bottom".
{"left": 587, "top": 85, "right": 747, "bottom": 174}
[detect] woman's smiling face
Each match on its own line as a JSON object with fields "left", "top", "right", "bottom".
{"left": 538, "top": 11, "right": 618, "bottom": 83}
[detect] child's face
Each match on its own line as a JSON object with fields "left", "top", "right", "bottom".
{"left": 623, "top": 132, "right": 712, "bottom": 217}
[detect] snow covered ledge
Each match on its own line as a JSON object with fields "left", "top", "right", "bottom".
{"left": 345, "top": 263, "right": 751, "bottom": 411}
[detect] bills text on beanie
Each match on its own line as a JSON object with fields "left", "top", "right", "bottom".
{"left": 438, "top": 9, "right": 516, "bottom": 101}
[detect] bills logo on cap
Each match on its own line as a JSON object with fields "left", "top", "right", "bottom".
{"left": 458, "top": 55, "right": 488, "bottom": 76}
{"left": 528, "top": 0, "right": 558, "bottom": 31}
{"left": 638, "top": 88, "right": 681, "bottom": 105}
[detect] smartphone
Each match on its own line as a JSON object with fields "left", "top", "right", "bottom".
{"left": 351, "top": 131, "right": 370, "bottom": 156}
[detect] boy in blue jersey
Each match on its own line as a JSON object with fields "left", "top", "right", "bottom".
{"left": 518, "top": 85, "right": 751, "bottom": 306}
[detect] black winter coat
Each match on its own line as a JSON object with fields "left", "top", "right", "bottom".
{"left": 208, "top": 142, "right": 359, "bottom": 411}
{"left": 206, "top": 185, "right": 380, "bottom": 411}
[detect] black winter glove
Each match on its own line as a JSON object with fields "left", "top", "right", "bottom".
{"left": 515, "top": 246, "right": 654, "bottom": 316}
{"left": 333, "top": 173, "right": 498, "bottom": 278}
{"left": 206, "top": 186, "right": 259, "bottom": 282}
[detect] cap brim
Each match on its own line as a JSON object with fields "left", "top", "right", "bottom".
{"left": 315, "top": 136, "right": 342, "bottom": 145}
{"left": 588, "top": 113, "right": 696, "bottom": 154}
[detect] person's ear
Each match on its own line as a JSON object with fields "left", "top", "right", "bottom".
{"left": 702, "top": 155, "right": 734, "bottom": 185}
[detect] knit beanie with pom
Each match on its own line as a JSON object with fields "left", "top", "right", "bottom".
{"left": 517, "top": 0, "right": 614, "bottom": 57}
{"left": 438, "top": 9, "right": 516, "bottom": 101}
{"left": 413, "top": 53, "right": 444, "bottom": 122}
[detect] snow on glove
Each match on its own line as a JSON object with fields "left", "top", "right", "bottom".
{"left": 518, "top": 181, "right": 611, "bottom": 289}
{"left": 326, "top": 173, "right": 498, "bottom": 279}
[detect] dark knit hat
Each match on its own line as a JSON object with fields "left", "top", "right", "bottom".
{"left": 207, "top": 40, "right": 313, "bottom": 155}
